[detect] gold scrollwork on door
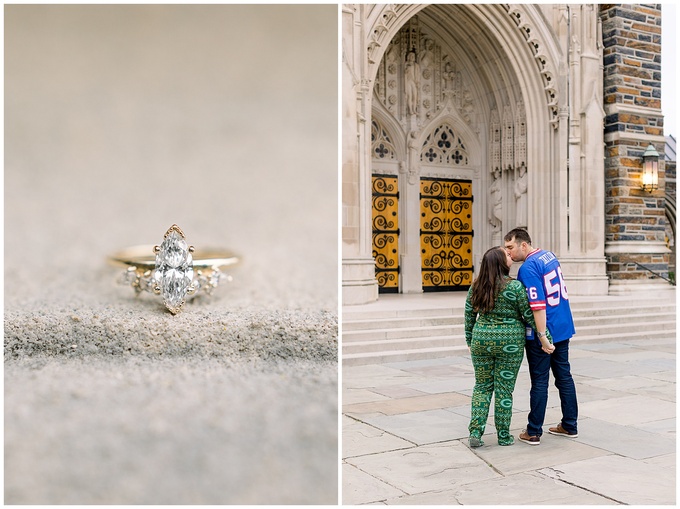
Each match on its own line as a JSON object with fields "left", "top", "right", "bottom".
{"left": 372, "top": 175, "right": 399, "bottom": 293}
{"left": 420, "top": 178, "right": 473, "bottom": 291}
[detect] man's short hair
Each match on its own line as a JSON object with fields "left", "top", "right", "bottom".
{"left": 504, "top": 228, "right": 532, "bottom": 245}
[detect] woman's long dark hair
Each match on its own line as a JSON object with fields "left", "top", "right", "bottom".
{"left": 470, "top": 246, "right": 510, "bottom": 313}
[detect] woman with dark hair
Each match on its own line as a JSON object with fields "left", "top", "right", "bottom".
{"left": 464, "top": 246, "right": 553, "bottom": 447}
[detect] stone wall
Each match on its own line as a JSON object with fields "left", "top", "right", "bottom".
{"left": 601, "top": 4, "right": 670, "bottom": 285}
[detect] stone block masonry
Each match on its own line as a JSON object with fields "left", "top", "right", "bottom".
{"left": 602, "top": 4, "right": 661, "bottom": 121}
{"left": 601, "top": 4, "right": 670, "bottom": 284}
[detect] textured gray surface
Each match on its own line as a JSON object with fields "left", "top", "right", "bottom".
{"left": 6, "top": 357, "right": 337, "bottom": 505}
{"left": 4, "top": 5, "right": 338, "bottom": 504}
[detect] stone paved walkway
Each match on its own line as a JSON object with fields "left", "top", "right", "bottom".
{"left": 342, "top": 336, "right": 676, "bottom": 505}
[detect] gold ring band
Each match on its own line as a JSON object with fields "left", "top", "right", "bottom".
{"left": 108, "top": 246, "right": 240, "bottom": 271}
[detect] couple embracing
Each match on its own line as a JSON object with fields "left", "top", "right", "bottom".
{"left": 464, "top": 228, "right": 578, "bottom": 447}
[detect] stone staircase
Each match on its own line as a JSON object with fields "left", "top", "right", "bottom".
{"left": 342, "top": 293, "right": 676, "bottom": 366}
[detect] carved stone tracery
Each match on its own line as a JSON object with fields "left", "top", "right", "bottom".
{"left": 374, "top": 16, "right": 477, "bottom": 131}
{"left": 514, "top": 101, "right": 527, "bottom": 169}
{"left": 502, "top": 105, "right": 514, "bottom": 171}
{"left": 420, "top": 124, "right": 468, "bottom": 166}
{"left": 371, "top": 120, "right": 397, "bottom": 161}
{"left": 488, "top": 98, "right": 528, "bottom": 232}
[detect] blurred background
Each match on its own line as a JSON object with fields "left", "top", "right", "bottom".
{"left": 5, "top": 4, "right": 337, "bottom": 308}
{"left": 5, "top": 5, "right": 338, "bottom": 504}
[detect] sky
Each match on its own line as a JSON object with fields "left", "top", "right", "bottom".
{"left": 661, "top": 2, "right": 678, "bottom": 139}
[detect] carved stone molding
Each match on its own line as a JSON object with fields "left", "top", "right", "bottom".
{"left": 505, "top": 5, "right": 560, "bottom": 129}
{"left": 490, "top": 108, "right": 501, "bottom": 173}
{"left": 367, "top": 5, "right": 400, "bottom": 65}
{"left": 514, "top": 101, "right": 527, "bottom": 168}
{"left": 502, "top": 105, "right": 514, "bottom": 171}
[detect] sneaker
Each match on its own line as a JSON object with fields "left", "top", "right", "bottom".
{"left": 468, "top": 436, "right": 484, "bottom": 448}
{"left": 548, "top": 423, "right": 578, "bottom": 438}
{"left": 519, "top": 429, "right": 540, "bottom": 445}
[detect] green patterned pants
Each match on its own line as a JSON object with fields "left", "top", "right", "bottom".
{"left": 469, "top": 335, "right": 524, "bottom": 445}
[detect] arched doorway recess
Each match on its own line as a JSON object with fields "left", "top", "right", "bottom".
{"left": 342, "top": 4, "right": 608, "bottom": 302}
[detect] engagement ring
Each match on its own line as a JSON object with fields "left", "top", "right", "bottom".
{"left": 109, "top": 224, "right": 239, "bottom": 314}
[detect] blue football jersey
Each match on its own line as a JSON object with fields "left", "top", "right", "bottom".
{"left": 517, "top": 249, "right": 575, "bottom": 343}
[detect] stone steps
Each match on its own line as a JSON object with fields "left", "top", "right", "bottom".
{"left": 342, "top": 295, "right": 676, "bottom": 366}
{"left": 343, "top": 313, "right": 675, "bottom": 342}
{"left": 343, "top": 300, "right": 675, "bottom": 322}
{"left": 343, "top": 309, "right": 675, "bottom": 335}
{"left": 343, "top": 321, "right": 676, "bottom": 354}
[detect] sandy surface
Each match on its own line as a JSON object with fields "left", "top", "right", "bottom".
{"left": 4, "top": 5, "right": 338, "bottom": 504}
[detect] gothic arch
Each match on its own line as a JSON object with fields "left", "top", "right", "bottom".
{"left": 370, "top": 117, "right": 399, "bottom": 163}
{"left": 418, "top": 112, "right": 481, "bottom": 169}
{"left": 343, "top": 3, "right": 610, "bottom": 303}
{"left": 371, "top": 105, "right": 406, "bottom": 163}
{"left": 365, "top": 5, "right": 563, "bottom": 122}
{"left": 364, "top": 4, "right": 566, "bottom": 247}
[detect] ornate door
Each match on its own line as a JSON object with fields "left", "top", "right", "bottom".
{"left": 372, "top": 175, "right": 399, "bottom": 293}
{"left": 420, "top": 178, "right": 473, "bottom": 291}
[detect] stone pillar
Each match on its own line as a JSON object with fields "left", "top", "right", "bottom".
{"left": 399, "top": 171, "right": 424, "bottom": 293}
{"left": 342, "top": 5, "right": 378, "bottom": 305}
{"left": 560, "top": 4, "right": 609, "bottom": 295}
{"left": 600, "top": 4, "right": 672, "bottom": 294}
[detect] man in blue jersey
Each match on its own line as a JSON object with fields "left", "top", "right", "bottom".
{"left": 504, "top": 228, "right": 578, "bottom": 445}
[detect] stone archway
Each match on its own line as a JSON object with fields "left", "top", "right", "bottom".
{"left": 369, "top": 6, "right": 546, "bottom": 293}
{"left": 342, "top": 4, "right": 608, "bottom": 304}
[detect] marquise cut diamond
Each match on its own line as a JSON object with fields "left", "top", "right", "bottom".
{"left": 155, "top": 225, "right": 194, "bottom": 313}
{"left": 114, "top": 224, "right": 234, "bottom": 314}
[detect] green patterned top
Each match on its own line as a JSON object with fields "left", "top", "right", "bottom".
{"left": 464, "top": 278, "right": 543, "bottom": 347}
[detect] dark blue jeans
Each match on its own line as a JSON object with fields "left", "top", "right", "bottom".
{"left": 525, "top": 338, "right": 578, "bottom": 436}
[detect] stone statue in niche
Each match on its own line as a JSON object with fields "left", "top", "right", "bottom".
{"left": 404, "top": 51, "right": 420, "bottom": 115}
{"left": 488, "top": 168, "right": 503, "bottom": 231}
{"left": 407, "top": 130, "right": 420, "bottom": 185}
{"left": 418, "top": 39, "right": 434, "bottom": 70}
{"left": 386, "top": 42, "right": 398, "bottom": 74}
{"left": 461, "top": 90, "right": 474, "bottom": 123}
{"left": 442, "top": 59, "right": 455, "bottom": 95}
{"left": 514, "top": 164, "right": 528, "bottom": 227}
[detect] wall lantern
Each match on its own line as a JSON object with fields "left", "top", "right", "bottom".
{"left": 641, "top": 143, "right": 659, "bottom": 193}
